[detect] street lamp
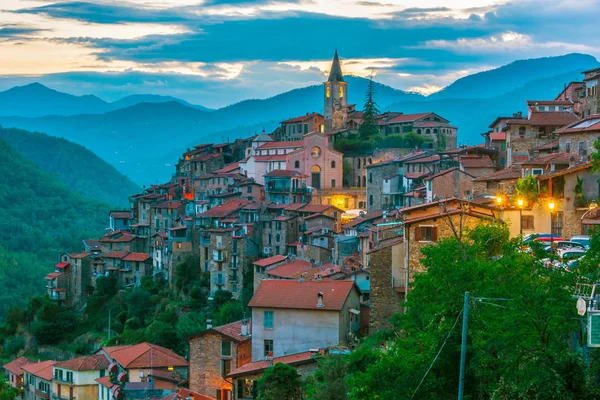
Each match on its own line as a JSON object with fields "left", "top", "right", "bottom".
{"left": 495, "top": 195, "right": 502, "bottom": 221}
{"left": 517, "top": 198, "right": 524, "bottom": 235}
{"left": 548, "top": 200, "right": 555, "bottom": 248}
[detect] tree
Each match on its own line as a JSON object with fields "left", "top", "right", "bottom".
{"left": 305, "top": 355, "right": 349, "bottom": 400}
{"left": 342, "top": 159, "right": 353, "bottom": 188}
{"left": 257, "top": 363, "right": 302, "bottom": 400}
{"left": 574, "top": 175, "right": 586, "bottom": 208}
{"left": 125, "top": 288, "right": 152, "bottom": 324}
{"left": 95, "top": 274, "right": 119, "bottom": 296}
{"left": 213, "top": 300, "right": 245, "bottom": 326}
{"left": 145, "top": 320, "right": 183, "bottom": 354}
{"left": 343, "top": 224, "right": 598, "bottom": 399}
{"left": 358, "top": 75, "right": 380, "bottom": 140}
{"left": 515, "top": 175, "right": 539, "bottom": 204}
{"left": 0, "top": 378, "right": 21, "bottom": 400}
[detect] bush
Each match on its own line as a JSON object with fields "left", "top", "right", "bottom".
{"left": 3, "top": 336, "right": 25, "bottom": 356}
{"left": 176, "top": 312, "right": 206, "bottom": 340}
{"left": 145, "top": 320, "right": 182, "bottom": 354}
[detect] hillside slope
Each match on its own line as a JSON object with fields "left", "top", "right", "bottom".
{"left": 0, "top": 127, "right": 140, "bottom": 206}
{"left": 0, "top": 138, "right": 109, "bottom": 318}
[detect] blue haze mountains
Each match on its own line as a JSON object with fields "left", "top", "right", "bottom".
{"left": 0, "top": 53, "right": 597, "bottom": 186}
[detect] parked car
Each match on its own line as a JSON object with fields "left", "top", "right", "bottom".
{"left": 546, "top": 241, "right": 588, "bottom": 252}
{"left": 534, "top": 236, "right": 564, "bottom": 243}
{"left": 524, "top": 233, "right": 553, "bottom": 243}
{"left": 570, "top": 235, "right": 591, "bottom": 249}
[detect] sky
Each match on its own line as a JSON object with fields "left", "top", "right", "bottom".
{"left": 0, "top": 0, "right": 599, "bottom": 108}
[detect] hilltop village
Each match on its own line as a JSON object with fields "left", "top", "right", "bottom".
{"left": 5, "top": 52, "right": 600, "bottom": 400}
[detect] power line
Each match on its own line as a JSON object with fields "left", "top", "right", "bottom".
{"left": 410, "top": 308, "right": 464, "bottom": 400}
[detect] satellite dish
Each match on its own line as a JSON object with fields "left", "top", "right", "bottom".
{"left": 577, "top": 297, "right": 587, "bottom": 316}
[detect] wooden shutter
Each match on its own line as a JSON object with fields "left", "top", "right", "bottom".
{"left": 415, "top": 227, "right": 422, "bottom": 241}
{"left": 431, "top": 227, "right": 438, "bottom": 242}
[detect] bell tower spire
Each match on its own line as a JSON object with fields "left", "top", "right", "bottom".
{"left": 324, "top": 50, "right": 348, "bottom": 132}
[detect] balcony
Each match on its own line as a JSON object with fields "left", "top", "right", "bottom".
{"left": 266, "top": 185, "right": 291, "bottom": 193}
{"left": 229, "top": 260, "right": 238, "bottom": 270}
{"left": 291, "top": 187, "right": 311, "bottom": 193}
{"left": 215, "top": 241, "right": 225, "bottom": 250}
{"left": 35, "top": 389, "right": 50, "bottom": 399}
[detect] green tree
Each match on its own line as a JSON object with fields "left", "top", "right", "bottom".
{"left": 515, "top": 175, "right": 539, "bottom": 204}
{"left": 305, "top": 355, "right": 349, "bottom": 400}
{"left": 213, "top": 300, "right": 245, "bottom": 326}
{"left": 257, "top": 363, "right": 302, "bottom": 400}
{"left": 145, "top": 320, "right": 183, "bottom": 354}
{"left": 344, "top": 223, "right": 597, "bottom": 399}
{"left": 574, "top": 176, "right": 586, "bottom": 207}
{"left": 342, "top": 159, "right": 353, "bottom": 187}
{"left": 358, "top": 75, "right": 380, "bottom": 140}
{"left": 95, "top": 274, "right": 119, "bottom": 296}
{"left": 0, "top": 378, "right": 22, "bottom": 400}
{"left": 175, "top": 255, "right": 201, "bottom": 293}
{"left": 125, "top": 288, "right": 152, "bottom": 324}
{"left": 176, "top": 311, "right": 206, "bottom": 340}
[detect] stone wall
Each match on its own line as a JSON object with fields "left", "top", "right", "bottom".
{"left": 431, "top": 170, "right": 474, "bottom": 199}
{"left": 366, "top": 162, "right": 399, "bottom": 212}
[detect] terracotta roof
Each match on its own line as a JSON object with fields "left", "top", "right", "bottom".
{"left": 67, "top": 252, "right": 91, "bottom": 259}
{"left": 103, "top": 342, "right": 188, "bottom": 369}
{"left": 122, "top": 252, "right": 151, "bottom": 262}
{"left": 253, "top": 155, "right": 288, "bottom": 162}
{"left": 21, "top": 360, "right": 54, "bottom": 381}
{"left": 526, "top": 100, "right": 573, "bottom": 106}
{"left": 534, "top": 140, "right": 559, "bottom": 150}
{"left": 103, "top": 251, "right": 129, "bottom": 259}
{"left": 274, "top": 215, "right": 296, "bottom": 221}
{"left": 520, "top": 152, "right": 577, "bottom": 166}
{"left": 425, "top": 168, "right": 474, "bottom": 181}
{"left": 473, "top": 167, "right": 522, "bottom": 182}
{"left": 404, "top": 172, "right": 429, "bottom": 179}
{"left": 110, "top": 211, "right": 132, "bottom": 219}
{"left": 266, "top": 259, "right": 312, "bottom": 278}
{"left": 4, "top": 357, "right": 32, "bottom": 376}
{"left": 489, "top": 132, "right": 506, "bottom": 141}
{"left": 508, "top": 111, "right": 579, "bottom": 127}
{"left": 100, "top": 232, "right": 137, "bottom": 243}
{"left": 152, "top": 201, "right": 184, "bottom": 210}
{"left": 198, "top": 200, "right": 253, "bottom": 218}
{"left": 265, "top": 169, "right": 308, "bottom": 178}
{"left": 342, "top": 210, "right": 383, "bottom": 229}
{"left": 303, "top": 213, "right": 335, "bottom": 221}
{"left": 403, "top": 155, "right": 440, "bottom": 164}
{"left": 253, "top": 255, "right": 287, "bottom": 267}
{"left": 557, "top": 114, "right": 600, "bottom": 133}
{"left": 367, "top": 236, "right": 404, "bottom": 254}
{"left": 537, "top": 162, "right": 592, "bottom": 181}
{"left": 214, "top": 163, "right": 240, "bottom": 173}
{"left": 55, "top": 355, "right": 109, "bottom": 371}
{"left": 281, "top": 113, "right": 322, "bottom": 124}
{"left": 386, "top": 112, "right": 432, "bottom": 124}
{"left": 45, "top": 272, "right": 62, "bottom": 280}
{"left": 95, "top": 376, "right": 114, "bottom": 388}
{"left": 55, "top": 261, "right": 69, "bottom": 269}
{"left": 228, "top": 351, "right": 315, "bottom": 378}
{"left": 249, "top": 280, "right": 356, "bottom": 311}
{"left": 257, "top": 141, "right": 302, "bottom": 149}
{"left": 287, "top": 203, "right": 343, "bottom": 214}
{"left": 460, "top": 155, "right": 495, "bottom": 168}
{"left": 193, "top": 320, "right": 252, "bottom": 343}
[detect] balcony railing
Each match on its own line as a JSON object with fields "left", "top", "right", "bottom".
{"left": 229, "top": 260, "right": 238, "bottom": 269}
{"left": 35, "top": 389, "right": 51, "bottom": 399}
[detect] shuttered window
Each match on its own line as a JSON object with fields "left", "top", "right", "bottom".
{"left": 415, "top": 226, "right": 437, "bottom": 242}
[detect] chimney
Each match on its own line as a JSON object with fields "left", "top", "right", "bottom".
{"left": 241, "top": 319, "right": 251, "bottom": 337}
{"left": 317, "top": 292, "right": 324, "bottom": 308}
{"left": 206, "top": 319, "right": 213, "bottom": 329}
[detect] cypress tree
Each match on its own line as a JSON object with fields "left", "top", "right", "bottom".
{"left": 358, "top": 75, "right": 380, "bottom": 140}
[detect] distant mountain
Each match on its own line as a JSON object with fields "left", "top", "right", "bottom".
{"left": 0, "top": 54, "right": 598, "bottom": 183}
{"left": 0, "top": 126, "right": 141, "bottom": 206}
{"left": 110, "top": 94, "right": 212, "bottom": 112}
{"left": 430, "top": 53, "right": 598, "bottom": 100}
{"left": 0, "top": 83, "right": 108, "bottom": 117}
{"left": 0, "top": 83, "right": 211, "bottom": 117}
{"left": 0, "top": 137, "right": 109, "bottom": 317}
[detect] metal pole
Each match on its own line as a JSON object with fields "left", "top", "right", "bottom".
{"left": 550, "top": 212, "right": 553, "bottom": 250}
{"left": 458, "top": 292, "right": 469, "bottom": 400}
{"left": 519, "top": 208, "right": 523, "bottom": 235}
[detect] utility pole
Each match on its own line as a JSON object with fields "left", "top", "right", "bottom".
{"left": 458, "top": 292, "right": 469, "bottom": 400}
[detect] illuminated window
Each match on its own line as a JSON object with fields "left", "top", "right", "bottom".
{"left": 326, "top": 85, "right": 331, "bottom": 98}
{"left": 339, "top": 86, "right": 344, "bottom": 98}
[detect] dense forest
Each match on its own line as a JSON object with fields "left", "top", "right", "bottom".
{"left": 0, "top": 137, "right": 110, "bottom": 318}
{"left": 0, "top": 126, "right": 140, "bottom": 207}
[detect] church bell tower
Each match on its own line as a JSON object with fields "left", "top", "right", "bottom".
{"left": 324, "top": 50, "right": 348, "bottom": 132}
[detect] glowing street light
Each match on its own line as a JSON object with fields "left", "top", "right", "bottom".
{"left": 548, "top": 200, "right": 556, "bottom": 246}
{"left": 517, "top": 198, "right": 524, "bottom": 235}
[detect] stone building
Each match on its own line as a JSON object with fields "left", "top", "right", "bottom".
{"left": 264, "top": 170, "right": 311, "bottom": 204}
{"left": 261, "top": 213, "right": 298, "bottom": 257}
{"left": 188, "top": 320, "right": 252, "bottom": 400}
{"left": 557, "top": 115, "right": 600, "bottom": 161}
{"left": 472, "top": 167, "right": 522, "bottom": 198}
{"left": 424, "top": 168, "right": 474, "bottom": 203}
{"left": 582, "top": 68, "right": 600, "bottom": 117}
{"left": 277, "top": 113, "right": 325, "bottom": 141}
{"left": 555, "top": 82, "right": 584, "bottom": 116}
{"left": 149, "top": 200, "right": 186, "bottom": 235}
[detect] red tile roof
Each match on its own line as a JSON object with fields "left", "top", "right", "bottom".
{"left": 403, "top": 155, "right": 440, "bottom": 164}
{"left": 152, "top": 201, "right": 184, "bottom": 210}
{"left": 367, "top": 236, "right": 404, "bottom": 254}
{"left": 557, "top": 114, "right": 600, "bottom": 133}
{"left": 286, "top": 203, "right": 343, "bottom": 214}
{"left": 534, "top": 140, "right": 559, "bottom": 150}
{"left": 265, "top": 169, "right": 308, "bottom": 178}
{"left": 55, "top": 261, "right": 69, "bottom": 269}
{"left": 537, "top": 162, "right": 592, "bottom": 181}
{"left": 249, "top": 280, "right": 356, "bottom": 311}
{"left": 460, "top": 155, "right": 495, "bottom": 168}
{"left": 228, "top": 351, "right": 316, "bottom": 378}
{"left": 110, "top": 211, "right": 132, "bottom": 219}
{"left": 198, "top": 200, "right": 253, "bottom": 218}
{"left": 100, "top": 231, "right": 137, "bottom": 243}
{"left": 473, "top": 166, "right": 522, "bottom": 182}
{"left": 103, "top": 251, "right": 129, "bottom": 259}
{"left": 342, "top": 210, "right": 383, "bottom": 229}
{"left": 257, "top": 141, "right": 303, "bottom": 149}
{"left": 67, "top": 252, "right": 91, "bottom": 259}
{"left": 386, "top": 112, "right": 432, "bottom": 124}
{"left": 3, "top": 357, "right": 32, "bottom": 376}
{"left": 22, "top": 360, "right": 54, "bottom": 381}
{"left": 56, "top": 355, "right": 109, "bottom": 371}
{"left": 425, "top": 167, "right": 474, "bottom": 181}
{"left": 520, "top": 152, "right": 577, "bottom": 166}
{"left": 103, "top": 342, "right": 188, "bottom": 369}
{"left": 253, "top": 255, "right": 287, "bottom": 267}
{"left": 122, "top": 252, "right": 151, "bottom": 262}
{"left": 281, "top": 113, "right": 322, "bottom": 124}
{"left": 404, "top": 172, "right": 429, "bottom": 179}
{"left": 508, "top": 111, "right": 579, "bottom": 127}
{"left": 489, "top": 132, "right": 506, "bottom": 141}
{"left": 214, "top": 163, "right": 240, "bottom": 173}
{"left": 95, "top": 376, "right": 114, "bottom": 388}
{"left": 45, "top": 272, "right": 62, "bottom": 280}
{"left": 209, "top": 320, "right": 252, "bottom": 343}
{"left": 266, "top": 259, "right": 313, "bottom": 278}
{"left": 162, "top": 388, "right": 216, "bottom": 400}
{"left": 526, "top": 100, "right": 573, "bottom": 106}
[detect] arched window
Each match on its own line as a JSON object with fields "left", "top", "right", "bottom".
{"left": 426, "top": 129, "right": 431, "bottom": 134}
{"left": 326, "top": 85, "right": 331, "bottom": 98}
{"left": 362, "top": 176, "right": 366, "bottom": 187}
{"left": 357, "top": 159, "right": 361, "bottom": 169}
{"left": 294, "top": 160, "right": 300, "bottom": 168}
{"left": 331, "top": 160, "right": 336, "bottom": 168}
{"left": 339, "top": 86, "right": 344, "bottom": 98}
{"left": 357, "top": 176, "right": 361, "bottom": 187}
{"left": 434, "top": 128, "right": 438, "bottom": 134}
{"left": 417, "top": 129, "right": 422, "bottom": 134}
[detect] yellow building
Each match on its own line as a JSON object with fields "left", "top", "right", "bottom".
{"left": 52, "top": 355, "right": 109, "bottom": 400}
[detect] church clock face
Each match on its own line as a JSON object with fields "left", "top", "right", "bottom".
{"left": 311, "top": 146, "right": 321, "bottom": 158}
